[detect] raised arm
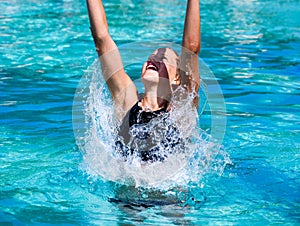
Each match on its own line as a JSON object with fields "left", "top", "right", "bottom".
{"left": 86, "top": 0, "right": 138, "bottom": 119}
{"left": 180, "top": 0, "right": 201, "bottom": 96}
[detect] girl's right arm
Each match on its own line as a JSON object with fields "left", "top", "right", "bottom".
{"left": 86, "top": 0, "right": 138, "bottom": 118}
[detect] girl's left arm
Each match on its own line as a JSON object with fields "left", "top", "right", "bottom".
{"left": 180, "top": 0, "right": 201, "bottom": 100}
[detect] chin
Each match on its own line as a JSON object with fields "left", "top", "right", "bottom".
{"left": 142, "top": 75, "right": 159, "bottom": 86}
{"left": 142, "top": 70, "right": 159, "bottom": 82}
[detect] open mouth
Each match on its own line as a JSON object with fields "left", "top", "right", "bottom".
{"left": 146, "top": 61, "right": 159, "bottom": 72}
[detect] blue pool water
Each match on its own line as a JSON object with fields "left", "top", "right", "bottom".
{"left": 1, "top": 0, "right": 299, "bottom": 224}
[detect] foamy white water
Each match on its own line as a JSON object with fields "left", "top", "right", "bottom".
{"left": 72, "top": 42, "right": 231, "bottom": 190}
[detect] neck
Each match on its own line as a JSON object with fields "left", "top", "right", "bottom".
{"left": 140, "top": 95, "right": 166, "bottom": 111}
{"left": 141, "top": 78, "right": 170, "bottom": 111}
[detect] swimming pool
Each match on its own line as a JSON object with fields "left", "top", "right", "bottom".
{"left": 1, "top": 0, "right": 299, "bottom": 224}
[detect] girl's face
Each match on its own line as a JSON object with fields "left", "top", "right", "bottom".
{"left": 141, "top": 48, "right": 179, "bottom": 87}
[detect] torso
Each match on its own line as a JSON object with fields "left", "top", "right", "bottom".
{"left": 115, "top": 101, "right": 182, "bottom": 163}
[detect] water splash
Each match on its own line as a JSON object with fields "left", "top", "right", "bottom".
{"left": 72, "top": 42, "right": 231, "bottom": 206}
{"left": 73, "top": 61, "right": 230, "bottom": 187}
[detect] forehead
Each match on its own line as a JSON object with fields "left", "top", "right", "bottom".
{"left": 148, "top": 48, "right": 178, "bottom": 66}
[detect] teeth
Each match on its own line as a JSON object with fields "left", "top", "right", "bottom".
{"left": 147, "top": 65, "right": 157, "bottom": 71}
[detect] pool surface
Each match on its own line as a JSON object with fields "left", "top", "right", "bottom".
{"left": 1, "top": 0, "right": 299, "bottom": 224}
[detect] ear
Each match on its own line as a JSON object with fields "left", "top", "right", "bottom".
{"left": 171, "top": 73, "right": 181, "bottom": 85}
{"left": 169, "top": 73, "right": 180, "bottom": 92}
